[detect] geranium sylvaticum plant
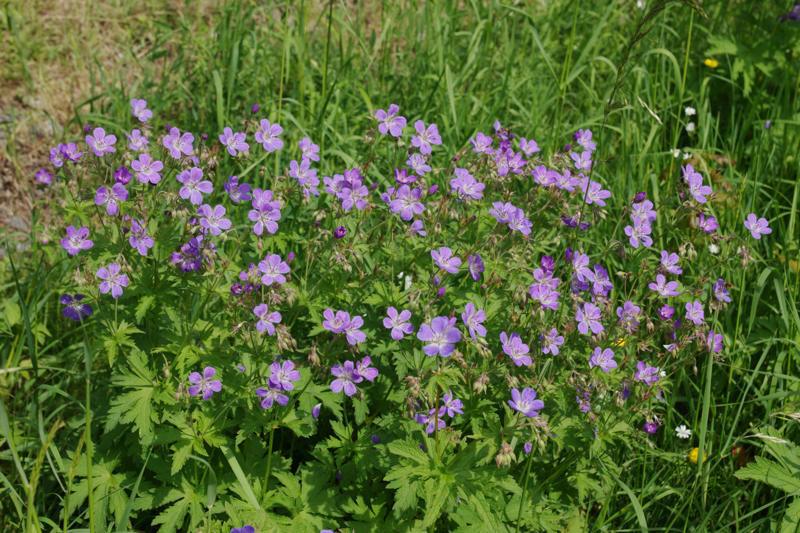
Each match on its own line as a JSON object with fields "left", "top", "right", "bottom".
{"left": 34, "top": 96, "right": 770, "bottom": 531}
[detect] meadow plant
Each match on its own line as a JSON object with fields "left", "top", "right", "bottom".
{"left": 20, "top": 94, "right": 774, "bottom": 530}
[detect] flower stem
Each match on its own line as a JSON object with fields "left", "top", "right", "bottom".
{"left": 81, "top": 329, "right": 95, "bottom": 532}
{"left": 262, "top": 425, "right": 275, "bottom": 498}
{"left": 515, "top": 453, "right": 533, "bottom": 533}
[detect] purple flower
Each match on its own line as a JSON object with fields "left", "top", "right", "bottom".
{"left": 500, "top": 331, "right": 532, "bottom": 367}
{"left": 162, "top": 127, "right": 194, "bottom": 159}
{"left": 744, "top": 213, "right": 771, "bottom": 239}
{"left": 269, "top": 360, "right": 301, "bottom": 390}
{"left": 508, "top": 387, "right": 544, "bottom": 418}
{"left": 410, "top": 120, "right": 442, "bottom": 155}
{"left": 330, "top": 360, "right": 363, "bottom": 396}
{"left": 127, "top": 129, "right": 149, "bottom": 152}
{"left": 523, "top": 441, "right": 533, "bottom": 454}
{"left": 467, "top": 254, "right": 484, "bottom": 281}
{"left": 170, "top": 236, "right": 211, "bottom": 272}
{"left": 407, "top": 153, "right": 431, "bottom": 175}
{"left": 579, "top": 178, "right": 611, "bottom": 206}
{"left": 432, "top": 247, "right": 461, "bottom": 274}
{"left": 648, "top": 274, "right": 681, "bottom": 297}
{"left": 344, "top": 315, "right": 367, "bottom": 345}
{"left": 219, "top": 127, "right": 249, "bottom": 156}
{"left": 256, "top": 387, "right": 288, "bottom": 409}
{"left": 176, "top": 167, "right": 213, "bottom": 205}
{"left": 60, "top": 142, "right": 83, "bottom": 163}
{"left": 323, "top": 309, "right": 350, "bottom": 334}
{"left": 394, "top": 168, "right": 417, "bottom": 185}
{"left": 35, "top": 168, "right": 53, "bottom": 186}
{"left": 129, "top": 219, "right": 154, "bottom": 256}
{"left": 658, "top": 304, "right": 675, "bottom": 320}
{"left": 624, "top": 221, "right": 653, "bottom": 248}
{"left": 224, "top": 176, "right": 252, "bottom": 203}
{"left": 258, "top": 254, "right": 290, "bottom": 286}
{"left": 231, "top": 526, "right": 255, "bottom": 533}
{"left": 248, "top": 188, "right": 282, "bottom": 235}
{"left": 188, "top": 366, "right": 222, "bottom": 400}
{"left": 634, "top": 361, "right": 661, "bottom": 385}
{"left": 375, "top": 104, "right": 407, "bottom": 137}
{"left": 519, "top": 137, "right": 540, "bottom": 156}
{"left": 707, "top": 330, "right": 724, "bottom": 353}
{"left": 685, "top": 300, "right": 705, "bottom": 326}
{"left": 356, "top": 356, "right": 379, "bottom": 382}
{"left": 114, "top": 166, "right": 132, "bottom": 185}
{"left": 508, "top": 207, "right": 532, "bottom": 236}
{"left": 383, "top": 307, "right": 414, "bottom": 340}
{"left": 589, "top": 347, "right": 617, "bottom": 373}
{"left": 713, "top": 278, "right": 732, "bottom": 304}
{"left": 616, "top": 300, "right": 641, "bottom": 332}
{"left": 471, "top": 131, "right": 493, "bottom": 154}
{"left": 409, "top": 219, "right": 427, "bottom": 237}
{"left": 532, "top": 165, "right": 555, "bottom": 187}
{"left": 571, "top": 151, "right": 592, "bottom": 171}
{"left": 632, "top": 200, "right": 657, "bottom": 224}
{"left": 60, "top": 294, "right": 93, "bottom": 321}
{"left": 541, "top": 328, "right": 564, "bottom": 355}
{"left": 576, "top": 302, "right": 603, "bottom": 335}
{"left": 255, "top": 119, "right": 283, "bottom": 152}
{"left": 130, "top": 98, "right": 152, "bottom": 123}
{"left": 254, "top": 303, "right": 281, "bottom": 335}
{"left": 415, "top": 411, "right": 446, "bottom": 434}
{"left": 94, "top": 183, "right": 128, "bottom": 216}
{"left": 461, "top": 303, "right": 486, "bottom": 339}
{"left": 683, "top": 164, "right": 712, "bottom": 203}
{"left": 298, "top": 137, "right": 320, "bottom": 162}
{"left": 61, "top": 226, "right": 93, "bottom": 256}
{"left": 489, "top": 201, "right": 515, "bottom": 224}
{"left": 85, "top": 127, "right": 117, "bottom": 157}
{"left": 333, "top": 226, "right": 347, "bottom": 239}
{"left": 441, "top": 391, "right": 464, "bottom": 417}
{"left": 575, "top": 129, "right": 596, "bottom": 151}
{"left": 697, "top": 213, "right": 719, "bottom": 233}
{"left": 97, "top": 263, "right": 129, "bottom": 299}
{"left": 642, "top": 420, "right": 660, "bottom": 435}
{"left": 198, "top": 204, "right": 232, "bottom": 236}
{"left": 450, "top": 168, "right": 485, "bottom": 201}
{"left": 529, "top": 284, "right": 560, "bottom": 311}
{"left": 390, "top": 185, "right": 425, "bottom": 221}
{"left": 288, "top": 159, "right": 320, "bottom": 198}
{"left": 660, "top": 250, "right": 682, "bottom": 275}
{"left": 417, "top": 316, "right": 461, "bottom": 357}
{"left": 312, "top": 403, "right": 322, "bottom": 419}
{"left": 50, "top": 146, "right": 64, "bottom": 167}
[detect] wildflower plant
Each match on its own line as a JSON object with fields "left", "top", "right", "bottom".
{"left": 11, "top": 92, "right": 773, "bottom": 531}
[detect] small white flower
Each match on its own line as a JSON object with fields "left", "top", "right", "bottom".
{"left": 685, "top": 106, "right": 697, "bottom": 117}
{"left": 686, "top": 121, "right": 696, "bottom": 133}
{"left": 675, "top": 425, "right": 692, "bottom": 439}
{"left": 708, "top": 243, "right": 720, "bottom": 255}
{"left": 659, "top": 370, "right": 667, "bottom": 378}
{"left": 636, "top": 0, "right": 646, "bottom": 8}
{"left": 682, "top": 152, "right": 691, "bottom": 160}
{"left": 671, "top": 148, "right": 681, "bottom": 159}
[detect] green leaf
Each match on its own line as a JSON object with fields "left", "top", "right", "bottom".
{"left": 781, "top": 498, "right": 800, "bottom": 533}
{"left": 105, "top": 349, "right": 156, "bottom": 444}
{"left": 735, "top": 457, "right": 800, "bottom": 494}
{"left": 220, "top": 445, "right": 262, "bottom": 511}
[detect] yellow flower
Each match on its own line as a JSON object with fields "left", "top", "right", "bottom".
{"left": 613, "top": 338, "right": 627, "bottom": 347}
{"left": 688, "top": 447, "right": 707, "bottom": 464}
{"left": 704, "top": 58, "right": 719, "bottom": 69}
